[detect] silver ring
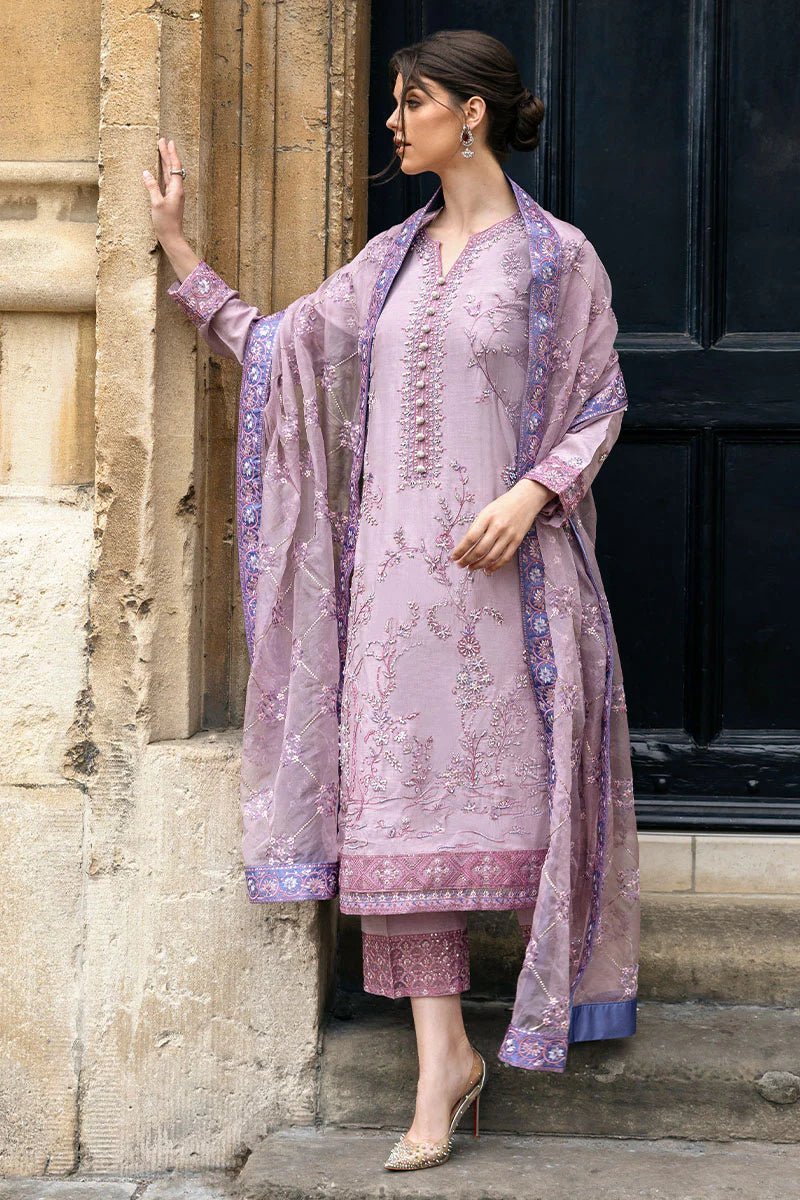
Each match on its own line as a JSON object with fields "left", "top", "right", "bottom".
{"left": 170, "top": 168, "right": 186, "bottom": 178}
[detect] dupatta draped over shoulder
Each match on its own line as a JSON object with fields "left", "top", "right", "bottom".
{"left": 168, "top": 174, "right": 640, "bottom": 1072}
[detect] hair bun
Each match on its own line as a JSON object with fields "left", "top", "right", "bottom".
{"left": 510, "top": 86, "right": 545, "bottom": 153}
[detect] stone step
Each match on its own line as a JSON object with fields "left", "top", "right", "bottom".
{"left": 2, "top": 1133, "right": 799, "bottom": 1200}
{"left": 235, "top": 1127, "right": 800, "bottom": 1200}
{"left": 337, "top": 895, "right": 800, "bottom": 1006}
{"left": 321, "top": 991, "right": 800, "bottom": 1143}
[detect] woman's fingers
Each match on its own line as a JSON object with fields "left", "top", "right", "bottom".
{"left": 160, "top": 137, "right": 174, "bottom": 190}
{"left": 452, "top": 515, "right": 504, "bottom": 567}
{"left": 450, "top": 514, "right": 520, "bottom": 573}
{"left": 451, "top": 516, "right": 490, "bottom": 564}
{"left": 165, "top": 138, "right": 184, "bottom": 193}
{"left": 479, "top": 540, "right": 515, "bottom": 571}
{"left": 157, "top": 136, "right": 170, "bottom": 189}
{"left": 168, "top": 138, "right": 182, "bottom": 172}
{"left": 143, "top": 137, "right": 186, "bottom": 244}
{"left": 470, "top": 534, "right": 516, "bottom": 572}
{"left": 451, "top": 489, "right": 539, "bottom": 574}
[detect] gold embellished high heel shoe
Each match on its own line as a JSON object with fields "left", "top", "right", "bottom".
{"left": 383, "top": 1044, "right": 487, "bottom": 1171}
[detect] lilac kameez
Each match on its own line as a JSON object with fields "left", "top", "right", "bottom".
{"left": 167, "top": 174, "right": 641, "bottom": 1072}
{"left": 338, "top": 209, "right": 552, "bottom": 904}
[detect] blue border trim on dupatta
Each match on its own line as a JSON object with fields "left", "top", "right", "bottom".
{"left": 236, "top": 310, "right": 286, "bottom": 662}
{"left": 500, "top": 998, "right": 637, "bottom": 1070}
{"left": 567, "top": 369, "right": 628, "bottom": 432}
{"left": 245, "top": 861, "right": 339, "bottom": 902}
{"left": 569, "top": 996, "right": 637, "bottom": 1042}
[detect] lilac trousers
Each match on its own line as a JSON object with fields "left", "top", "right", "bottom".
{"left": 360, "top": 909, "right": 535, "bottom": 998}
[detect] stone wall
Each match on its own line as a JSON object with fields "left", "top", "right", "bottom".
{"left": 0, "top": 0, "right": 101, "bottom": 1174}
{"left": 0, "top": 0, "right": 369, "bottom": 1176}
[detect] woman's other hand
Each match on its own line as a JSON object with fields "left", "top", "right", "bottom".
{"left": 449, "top": 479, "right": 556, "bottom": 575}
{"left": 142, "top": 137, "right": 200, "bottom": 281}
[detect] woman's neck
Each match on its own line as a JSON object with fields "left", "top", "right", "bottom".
{"left": 429, "top": 159, "right": 518, "bottom": 236}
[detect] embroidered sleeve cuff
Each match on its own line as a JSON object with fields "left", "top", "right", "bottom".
{"left": 244, "top": 861, "right": 339, "bottom": 902}
{"left": 522, "top": 456, "right": 586, "bottom": 523}
{"left": 167, "top": 259, "right": 238, "bottom": 328}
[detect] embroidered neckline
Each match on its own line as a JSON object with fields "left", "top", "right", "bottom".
{"left": 420, "top": 211, "right": 524, "bottom": 280}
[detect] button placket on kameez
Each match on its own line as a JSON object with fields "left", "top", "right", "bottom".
{"left": 414, "top": 271, "right": 447, "bottom": 475}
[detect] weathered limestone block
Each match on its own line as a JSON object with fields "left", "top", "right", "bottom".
{"left": 0, "top": 3, "right": 100, "bottom": 161}
{"left": 0, "top": 165, "right": 99, "bottom": 315}
{"left": 0, "top": 498, "right": 92, "bottom": 785}
{"left": 0, "top": 785, "right": 85, "bottom": 1175}
{"left": 80, "top": 731, "right": 328, "bottom": 1173}
{"left": 0, "top": 313, "right": 96, "bottom": 486}
{"left": 639, "top": 893, "right": 800, "bottom": 1005}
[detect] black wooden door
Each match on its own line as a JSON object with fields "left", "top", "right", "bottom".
{"left": 368, "top": 1, "right": 800, "bottom": 831}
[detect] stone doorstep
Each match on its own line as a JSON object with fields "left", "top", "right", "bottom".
{"left": 236, "top": 1129, "right": 800, "bottom": 1200}
{"left": 2, "top": 1133, "right": 799, "bottom": 1200}
{"left": 320, "top": 993, "right": 800, "bottom": 1143}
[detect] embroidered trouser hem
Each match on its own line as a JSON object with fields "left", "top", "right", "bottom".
{"left": 360, "top": 909, "right": 534, "bottom": 998}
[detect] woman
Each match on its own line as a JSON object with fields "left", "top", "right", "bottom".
{"left": 144, "top": 29, "right": 640, "bottom": 1173}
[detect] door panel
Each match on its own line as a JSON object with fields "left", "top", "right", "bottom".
{"left": 369, "top": 0, "right": 800, "bottom": 829}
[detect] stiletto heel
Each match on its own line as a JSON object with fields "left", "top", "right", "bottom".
{"left": 383, "top": 1044, "right": 487, "bottom": 1171}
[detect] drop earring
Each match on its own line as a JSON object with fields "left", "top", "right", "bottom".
{"left": 460, "top": 123, "right": 475, "bottom": 158}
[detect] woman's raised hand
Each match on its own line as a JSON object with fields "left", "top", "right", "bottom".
{"left": 142, "top": 137, "right": 186, "bottom": 249}
{"left": 142, "top": 137, "right": 201, "bottom": 282}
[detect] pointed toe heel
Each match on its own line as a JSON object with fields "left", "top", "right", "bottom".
{"left": 382, "top": 1043, "right": 487, "bottom": 1171}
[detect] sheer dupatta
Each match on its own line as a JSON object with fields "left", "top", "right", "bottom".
{"left": 496, "top": 180, "right": 639, "bottom": 1069}
{"left": 233, "top": 233, "right": 398, "bottom": 899}
{"left": 168, "top": 174, "right": 639, "bottom": 1073}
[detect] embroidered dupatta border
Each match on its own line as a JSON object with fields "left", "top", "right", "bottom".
{"left": 236, "top": 310, "right": 287, "bottom": 660}
{"left": 500, "top": 998, "right": 638, "bottom": 1069}
{"left": 568, "top": 369, "right": 628, "bottom": 431}
{"left": 496, "top": 176, "right": 621, "bottom": 1071}
{"left": 245, "top": 861, "right": 339, "bottom": 902}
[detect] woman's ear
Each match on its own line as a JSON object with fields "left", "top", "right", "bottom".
{"left": 465, "top": 95, "right": 487, "bottom": 130}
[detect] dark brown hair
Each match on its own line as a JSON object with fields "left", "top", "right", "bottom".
{"left": 373, "top": 29, "right": 545, "bottom": 181}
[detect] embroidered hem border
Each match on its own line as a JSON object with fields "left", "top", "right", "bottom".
{"left": 498, "top": 997, "right": 638, "bottom": 1072}
{"left": 337, "top": 847, "right": 546, "bottom": 914}
{"left": 339, "top": 886, "right": 541, "bottom": 915}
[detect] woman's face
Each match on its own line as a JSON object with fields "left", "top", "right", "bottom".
{"left": 385, "top": 72, "right": 482, "bottom": 174}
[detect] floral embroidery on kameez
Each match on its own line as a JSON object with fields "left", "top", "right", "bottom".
{"left": 336, "top": 208, "right": 551, "bottom": 916}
